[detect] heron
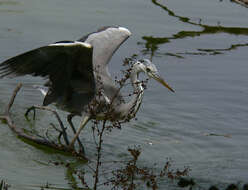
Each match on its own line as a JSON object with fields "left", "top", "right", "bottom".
{"left": 0, "top": 26, "right": 174, "bottom": 148}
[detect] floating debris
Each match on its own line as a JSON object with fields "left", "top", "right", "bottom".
{"left": 203, "top": 133, "right": 232, "bottom": 138}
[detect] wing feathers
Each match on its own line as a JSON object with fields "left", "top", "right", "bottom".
{"left": 0, "top": 42, "right": 93, "bottom": 78}
{"left": 0, "top": 26, "right": 130, "bottom": 111}
{"left": 79, "top": 26, "right": 131, "bottom": 77}
{"left": 0, "top": 42, "right": 95, "bottom": 108}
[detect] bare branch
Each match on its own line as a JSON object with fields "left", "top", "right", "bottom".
{"left": 0, "top": 84, "right": 88, "bottom": 161}
{"left": 25, "top": 105, "right": 69, "bottom": 145}
{"left": 231, "top": 0, "right": 248, "bottom": 8}
{"left": 4, "top": 83, "right": 22, "bottom": 114}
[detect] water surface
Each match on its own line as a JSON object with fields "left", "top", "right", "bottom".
{"left": 1, "top": 0, "right": 248, "bottom": 189}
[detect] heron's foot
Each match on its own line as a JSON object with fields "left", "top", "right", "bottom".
{"left": 49, "top": 123, "right": 64, "bottom": 145}
{"left": 67, "top": 137, "right": 85, "bottom": 154}
{"left": 1, "top": 84, "right": 87, "bottom": 159}
{"left": 68, "top": 143, "right": 74, "bottom": 149}
{"left": 25, "top": 106, "right": 36, "bottom": 121}
{"left": 68, "top": 141, "right": 76, "bottom": 153}
{"left": 68, "top": 143, "right": 84, "bottom": 154}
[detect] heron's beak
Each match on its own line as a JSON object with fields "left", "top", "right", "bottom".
{"left": 152, "top": 73, "right": 175, "bottom": 93}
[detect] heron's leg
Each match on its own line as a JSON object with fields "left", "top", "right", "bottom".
{"left": 67, "top": 114, "right": 85, "bottom": 153}
{"left": 69, "top": 115, "right": 90, "bottom": 148}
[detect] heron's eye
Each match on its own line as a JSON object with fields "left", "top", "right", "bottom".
{"left": 146, "top": 68, "right": 151, "bottom": 72}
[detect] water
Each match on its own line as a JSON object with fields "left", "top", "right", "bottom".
{"left": 1, "top": 0, "right": 248, "bottom": 189}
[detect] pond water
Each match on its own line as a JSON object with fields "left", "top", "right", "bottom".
{"left": 0, "top": 0, "right": 248, "bottom": 189}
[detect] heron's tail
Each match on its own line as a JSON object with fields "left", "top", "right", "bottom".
{"left": 33, "top": 85, "right": 48, "bottom": 96}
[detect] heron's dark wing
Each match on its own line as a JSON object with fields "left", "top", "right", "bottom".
{"left": 78, "top": 26, "right": 131, "bottom": 77}
{"left": 0, "top": 42, "right": 95, "bottom": 108}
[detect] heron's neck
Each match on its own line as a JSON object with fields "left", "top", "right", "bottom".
{"left": 124, "top": 69, "right": 144, "bottom": 119}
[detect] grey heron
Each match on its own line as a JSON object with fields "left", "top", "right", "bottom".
{"left": 0, "top": 26, "right": 174, "bottom": 147}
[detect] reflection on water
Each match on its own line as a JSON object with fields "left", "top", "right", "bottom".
{"left": 0, "top": 0, "right": 23, "bottom": 13}
{"left": 0, "top": 1, "right": 19, "bottom": 6}
{"left": 197, "top": 43, "right": 248, "bottom": 55}
{"left": 139, "top": 0, "right": 248, "bottom": 58}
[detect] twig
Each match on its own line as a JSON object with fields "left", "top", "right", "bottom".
{"left": 93, "top": 119, "right": 107, "bottom": 190}
{"left": 0, "top": 83, "right": 88, "bottom": 161}
{"left": 50, "top": 123, "right": 63, "bottom": 145}
{"left": 25, "top": 105, "right": 69, "bottom": 145}
{"left": 231, "top": 0, "right": 248, "bottom": 7}
{"left": 4, "top": 83, "right": 23, "bottom": 114}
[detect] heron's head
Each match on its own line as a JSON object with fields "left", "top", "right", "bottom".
{"left": 134, "top": 59, "right": 175, "bottom": 92}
